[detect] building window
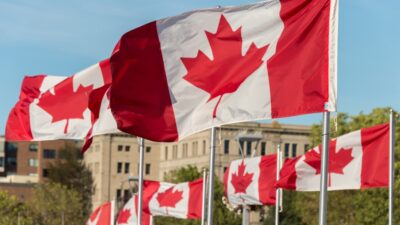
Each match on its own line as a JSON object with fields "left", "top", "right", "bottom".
{"left": 246, "top": 141, "right": 252, "bottom": 156}
{"left": 125, "top": 145, "right": 130, "bottom": 152}
{"left": 172, "top": 145, "right": 178, "bottom": 159}
{"left": 284, "top": 143, "right": 290, "bottom": 158}
{"left": 116, "top": 189, "right": 122, "bottom": 199}
{"left": 261, "top": 142, "right": 266, "bottom": 155}
{"left": 0, "top": 157, "right": 4, "bottom": 167}
{"left": 146, "top": 146, "right": 151, "bottom": 153}
{"left": 125, "top": 163, "right": 130, "bottom": 174}
{"left": 182, "top": 143, "right": 188, "bottom": 158}
{"left": 292, "top": 144, "right": 297, "bottom": 157}
{"left": 304, "top": 144, "right": 310, "bottom": 153}
{"left": 224, "top": 140, "right": 230, "bottom": 155}
{"left": 42, "top": 169, "right": 49, "bottom": 177}
{"left": 43, "top": 149, "right": 56, "bottom": 159}
{"left": 118, "top": 145, "right": 123, "bottom": 151}
{"left": 117, "top": 162, "right": 123, "bottom": 173}
{"left": 145, "top": 164, "right": 151, "bottom": 175}
{"left": 28, "top": 159, "right": 38, "bottom": 167}
{"left": 123, "top": 190, "right": 131, "bottom": 203}
{"left": 239, "top": 141, "right": 244, "bottom": 155}
{"left": 192, "top": 142, "right": 198, "bottom": 156}
{"left": 202, "top": 140, "right": 206, "bottom": 155}
{"left": 164, "top": 147, "right": 168, "bottom": 160}
{"left": 29, "top": 144, "right": 38, "bottom": 152}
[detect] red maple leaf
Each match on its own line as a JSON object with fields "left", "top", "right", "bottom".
{"left": 117, "top": 209, "right": 131, "bottom": 224}
{"left": 181, "top": 15, "right": 269, "bottom": 118}
{"left": 37, "top": 77, "right": 93, "bottom": 133}
{"left": 231, "top": 160, "right": 254, "bottom": 194}
{"left": 304, "top": 140, "right": 354, "bottom": 186}
{"left": 156, "top": 188, "right": 183, "bottom": 215}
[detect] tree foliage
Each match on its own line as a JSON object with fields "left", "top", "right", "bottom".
{"left": 154, "top": 165, "right": 241, "bottom": 225}
{"left": 0, "top": 191, "right": 33, "bottom": 225}
{"left": 47, "top": 144, "right": 95, "bottom": 218}
{"left": 265, "top": 107, "right": 400, "bottom": 225}
{"left": 28, "top": 182, "right": 85, "bottom": 225}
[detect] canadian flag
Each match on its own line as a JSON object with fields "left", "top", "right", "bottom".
{"left": 109, "top": 0, "right": 338, "bottom": 142}
{"left": 276, "top": 123, "right": 390, "bottom": 191}
{"left": 5, "top": 59, "right": 120, "bottom": 142}
{"left": 116, "top": 195, "right": 152, "bottom": 225}
{"left": 82, "top": 83, "right": 119, "bottom": 151}
{"left": 86, "top": 201, "right": 115, "bottom": 225}
{"left": 224, "top": 154, "right": 276, "bottom": 206}
{"left": 146, "top": 179, "right": 203, "bottom": 219}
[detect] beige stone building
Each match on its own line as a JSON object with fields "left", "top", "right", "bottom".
{"left": 159, "top": 122, "right": 311, "bottom": 181}
{"left": 85, "top": 121, "right": 311, "bottom": 212}
{"left": 84, "top": 133, "right": 161, "bottom": 209}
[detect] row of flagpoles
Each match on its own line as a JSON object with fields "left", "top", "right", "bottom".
{"left": 109, "top": 109, "right": 394, "bottom": 225}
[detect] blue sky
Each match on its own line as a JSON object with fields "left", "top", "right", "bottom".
{"left": 1, "top": 0, "right": 399, "bottom": 134}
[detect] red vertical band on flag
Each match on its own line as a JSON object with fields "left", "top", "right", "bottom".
{"left": 134, "top": 196, "right": 152, "bottom": 225}
{"left": 187, "top": 179, "right": 203, "bottom": 219}
{"left": 267, "top": 0, "right": 331, "bottom": 118}
{"left": 142, "top": 180, "right": 162, "bottom": 215}
{"left": 110, "top": 21, "right": 179, "bottom": 142}
{"left": 361, "top": 123, "right": 390, "bottom": 188}
{"left": 99, "top": 59, "right": 112, "bottom": 85}
{"left": 276, "top": 156, "right": 301, "bottom": 190}
{"left": 258, "top": 154, "right": 277, "bottom": 205}
{"left": 6, "top": 75, "right": 45, "bottom": 140}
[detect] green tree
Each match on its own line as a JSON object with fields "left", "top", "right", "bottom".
{"left": 263, "top": 191, "right": 306, "bottom": 225}
{"left": 0, "top": 191, "right": 33, "bottom": 225}
{"left": 29, "top": 183, "right": 85, "bottom": 225}
{"left": 47, "top": 145, "right": 95, "bottom": 219}
{"left": 154, "top": 165, "right": 241, "bottom": 225}
{"left": 270, "top": 107, "right": 400, "bottom": 225}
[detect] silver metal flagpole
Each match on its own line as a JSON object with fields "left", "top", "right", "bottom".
{"left": 389, "top": 109, "right": 395, "bottom": 225}
{"left": 275, "top": 144, "right": 282, "bottom": 225}
{"left": 201, "top": 168, "right": 208, "bottom": 225}
{"left": 137, "top": 137, "right": 145, "bottom": 225}
{"left": 206, "top": 127, "right": 217, "bottom": 225}
{"left": 242, "top": 206, "right": 249, "bottom": 225}
{"left": 318, "top": 112, "right": 330, "bottom": 225}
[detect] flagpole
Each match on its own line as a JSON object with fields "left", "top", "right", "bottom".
{"left": 206, "top": 127, "right": 217, "bottom": 225}
{"left": 275, "top": 144, "right": 282, "bottom": 225}
{"left": 389, "top": 109, "right": 395, "bottom": 225}
{"left": 137, "top": 137, "right": 145, "bottom": 225}
{"left": 318, "top": 112, "right": 330, "bottom": 225}
{"left": 201, "top": 168, "right": 207, "bottom": 225}
{"left": 111, "top": 199, "right": 116, "bottom": 225}
{"left": 242, "top": 206, "right": 249, "bottom": 225}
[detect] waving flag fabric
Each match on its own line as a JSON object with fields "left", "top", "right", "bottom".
{"left": 224, "top": 154, "right": 276, "bottom": 206}
{"left": 110, "top": 0, "right": 338, "bottom": 142}
{"left": 86, "top": 201, "right": 115, "bottom": 225}
{"left": 144, "top": 179, "right": 203, "bottom": 219}
{"left": 116, "top": 195, "right": 152, "bottom": 225}
{"left": 276, "top": 123, "right": 390, "bottom": 191}
{"left": 6, "top": 59, "right": 119, "bottom": 142}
